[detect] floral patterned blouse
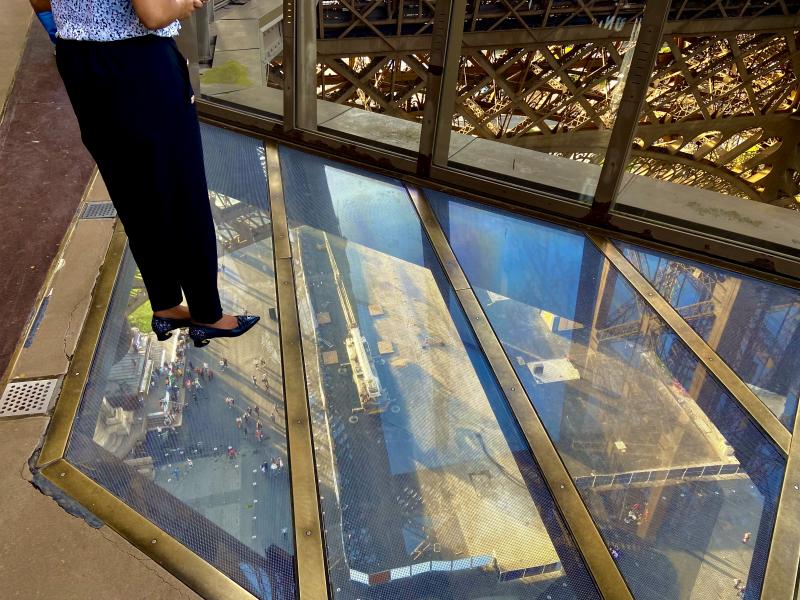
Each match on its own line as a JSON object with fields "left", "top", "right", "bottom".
{"left": 51, "top": 0, "right": 180, "bottom": 41}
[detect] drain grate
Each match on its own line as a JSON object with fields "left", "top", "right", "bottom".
{"left": 0, "top": 378, "right": 59, "bottom": 417}
{"left": 81, "top": 201, "right": 117, "bottom": 220}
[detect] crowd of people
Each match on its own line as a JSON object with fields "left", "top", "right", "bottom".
{"left": 154, "top": 343, "right": 286, "bottom": 485}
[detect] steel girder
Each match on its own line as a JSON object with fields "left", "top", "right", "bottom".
{"left": 270, "top": 2, "right": 800, "bottom": 207}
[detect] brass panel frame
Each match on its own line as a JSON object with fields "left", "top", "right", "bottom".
{"left": 405, "top": 185, "right": 635, "bottom": 600}
{"left": 588, "top": 234, "right": 792, "bottom": 457}
{"left": 37, "top": 222, "right": 127, "bottom": 468}
{"left": 25, "top": 128, "right": 800, "bottom": 600}
{"left": 762, "top": 405, "right": 800, "bottom": 599}
{"left": 33, "top": 223, "right": 261, "bottom": 599}
{"left": 265, "top": 142, "right": 330, "bottom": 599}
{"left": 40, "top": 460, "right": 255, "bottom": 600}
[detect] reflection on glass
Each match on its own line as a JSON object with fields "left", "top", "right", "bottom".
{"left": 617, "top": 242, "right": 800, "bottom": 430}
{"left": 427, "top": 190, "right": 785, "bottom": 600}
{"left": 280, "top": 147, "right": 600, "bottom": 599}
{"left": 197, "top": 0, "right": 284, "bottom": 116}
{"left": 447, "top": 2, "right": 644, "bottom": 201}
{"left": 65, "top": 127, "right": 295, "bottom": 598}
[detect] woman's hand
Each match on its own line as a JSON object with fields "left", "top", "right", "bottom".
{"left": 132, "top": 0, "right": 200, "bottom": 30}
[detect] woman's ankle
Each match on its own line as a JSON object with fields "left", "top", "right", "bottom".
{"left": 153, "top": 304, "right": 190, "bottom": 319}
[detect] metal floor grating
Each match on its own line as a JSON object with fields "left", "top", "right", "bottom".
{"left": 0, "top": 378, "right": 59, "bottom": 417}
{"left": 81, "top": 201, "right": 117, "bottom": 220}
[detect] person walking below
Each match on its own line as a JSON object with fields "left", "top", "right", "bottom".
{"left": 46, "top": 0, "right": 259, "bottom": 347}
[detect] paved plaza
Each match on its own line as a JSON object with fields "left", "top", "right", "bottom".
{"left": 150, "top": 236, "right": 293, "bottom": 557}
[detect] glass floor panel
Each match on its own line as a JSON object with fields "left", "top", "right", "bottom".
{"left": 49, "top": 123, "right": 800, "bottom": 600}
{"left": 616, "top": 242, "right": 800, "bottom": 431}
{"left": 426, "top": 191, "right": 785, "bottom": 600}
{"left": 279, "top": 147, "right": 600, "bottom": 599}
{"left": 63, "top": 126, "right": 296, "bottom": 598}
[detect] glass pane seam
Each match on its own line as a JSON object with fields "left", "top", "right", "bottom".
{"left": 408, "top": 185, "right": 634, "bottom": 600}
{"left": 613, "top": 240, "right": 800, "bottom": 431}
{"left": 589, "top": 233, "right": 792, "bottom": 456}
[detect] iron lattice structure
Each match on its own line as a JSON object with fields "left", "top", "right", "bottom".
{"left": 267, "top": 1, "right": 800, "bottom": 207}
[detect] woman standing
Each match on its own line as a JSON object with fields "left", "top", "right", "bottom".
{"left": 40, "top": 0, "right": 258, "bottom": 346}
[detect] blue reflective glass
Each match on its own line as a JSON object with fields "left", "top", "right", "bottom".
{"left": 280, "top": 146, "right": 600, "bottom": 599}
{"left": 617, "top": 241, "right": 800, "bottom": 431}
{"left": 65, "top": 126, "right": 296, "bottom": 599}
{"left": 427, "top": 190, "right": 785, "bottom": 600}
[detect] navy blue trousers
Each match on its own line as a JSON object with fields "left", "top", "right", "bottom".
{"left": 56, "top": 35, "right": 222, "bottom": 323}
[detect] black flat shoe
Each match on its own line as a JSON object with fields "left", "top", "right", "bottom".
{"left": 189, "top": 315, "right": 260, "bottom": 347}
{"left": 151, "top": 315, "right": 192, "bottom": 341}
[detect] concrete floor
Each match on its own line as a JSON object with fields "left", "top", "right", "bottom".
{"left": 0, "top": 417, "right": 200, "bottom": 600}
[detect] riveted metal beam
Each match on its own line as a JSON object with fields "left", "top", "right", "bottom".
{"left": 316, "top": 15, "right": 800, "bottom": 56}
{"left": 284, "top": 0, "right": 317, "bottom": 131}
{"left": 762, "top": 404, "right": 800, "bottom": 600}
{"left": 418, "top": 0, "right": 467, "bottom": 171}
{"left": 265, "top": 142, "right": 329, "bottom": 600}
